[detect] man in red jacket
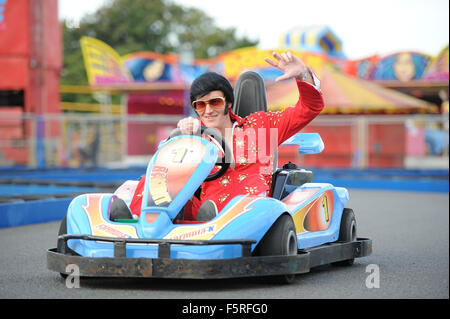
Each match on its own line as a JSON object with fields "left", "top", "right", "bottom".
{"left": 129, "top": 51, "right": 324, "bottom": 221}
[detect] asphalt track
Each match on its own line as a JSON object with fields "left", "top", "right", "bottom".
{"left": 0, "top": 189, "right": 448, "bottom": 299}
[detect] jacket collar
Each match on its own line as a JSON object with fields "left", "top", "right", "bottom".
{"left": 228, "top": 107, "right": 245, "bottom": 126}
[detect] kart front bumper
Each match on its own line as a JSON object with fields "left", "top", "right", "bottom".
{"left": 47, "top": 235, "right": 372, "bottom": 279}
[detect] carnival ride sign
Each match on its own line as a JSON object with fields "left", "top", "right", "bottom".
{"left": 80, "top": 36, "right": 132, "bottom": 85}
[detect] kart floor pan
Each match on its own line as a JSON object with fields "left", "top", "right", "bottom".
{"left": 47, "top": 237, "right": 372, "bottom": 279}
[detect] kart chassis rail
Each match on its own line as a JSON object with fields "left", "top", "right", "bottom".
{"left": 48, "top": 235, "right": 372, "bottom": 279}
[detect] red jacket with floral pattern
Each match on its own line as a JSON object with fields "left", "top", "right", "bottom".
{"left": 129, "top": 79, "right": 324, "bottom": 219}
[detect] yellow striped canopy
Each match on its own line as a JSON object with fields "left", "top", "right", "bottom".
{"left": 266, "top": 64, "right": 438, "bottom": 114}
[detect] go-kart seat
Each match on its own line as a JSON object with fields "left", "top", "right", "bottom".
{"left": 233, "top": 71, "right": 268, "bottom": 117}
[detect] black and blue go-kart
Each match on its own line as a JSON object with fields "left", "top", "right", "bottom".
{"left": 47, "top": 72, "right": 372, "bottom": 283}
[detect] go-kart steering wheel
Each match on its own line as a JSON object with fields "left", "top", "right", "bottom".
{"left": 168, "top": 126, "right": 231, "bottom": 181}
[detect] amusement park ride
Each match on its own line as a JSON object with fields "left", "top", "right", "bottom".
{"left": 0, "top": 0, "right": 448, "bottom": 168}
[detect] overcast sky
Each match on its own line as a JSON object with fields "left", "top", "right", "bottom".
{"left": 58, "top": 0, "right": 449, "bottom": 59}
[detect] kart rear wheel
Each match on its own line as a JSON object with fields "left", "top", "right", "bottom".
{"left": 332, "top": 208, "right": 357, "bottom": 266}
{"left": 255, "top": 214, "right": 298, "bottom": 284}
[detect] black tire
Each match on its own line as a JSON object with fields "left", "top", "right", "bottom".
{"left": 255, "top": 214, "right": 298, "bottom": 284}
{"left": 57, "top": 215, "right": 68, "bottom": 278}
{"left": 57, "top": 215, "right": 67, "bottom": 245}
{"left": 332, "top": 208, "right": 357, "bottom": 266}
{"left": 57, "top": 215, "right": 82, "bottom": 277}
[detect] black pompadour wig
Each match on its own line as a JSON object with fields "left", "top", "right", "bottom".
{"left": 190, "top": 72, "right": 234, "bottom": 112}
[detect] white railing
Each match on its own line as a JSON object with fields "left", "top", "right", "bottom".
{"left": 0, "top": 112, "right": 448, "bottom": 169}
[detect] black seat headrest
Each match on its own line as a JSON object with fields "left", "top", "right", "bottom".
{"left": 233, "top": 71, "right": 268, "bottom": 117}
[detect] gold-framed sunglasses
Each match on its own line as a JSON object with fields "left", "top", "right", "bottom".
{"left": 191, "top": 96, "right": 226, "bottom": 114}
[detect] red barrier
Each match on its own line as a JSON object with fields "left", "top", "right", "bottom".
{"left": 0, "top": 0, "right": 62, "bottom": 165}
{"left": 0, "top": 0, "right": 62, "bottom": 113}
{"left": 277, "top": 123, "right": 406, "bottom": 168}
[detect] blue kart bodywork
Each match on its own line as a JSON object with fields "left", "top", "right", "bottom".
{"left": 48, "top": 132, "right": 371, "bottom": 280}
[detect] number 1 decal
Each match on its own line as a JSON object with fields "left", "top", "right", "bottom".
{"left": 322, "top": 196, "right": 329, "bottom": 222}
{"left": 171, "top": 147, "right": 188, "bottom": 163}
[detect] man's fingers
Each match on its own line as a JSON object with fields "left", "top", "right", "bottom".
{"left": 266, "top": 51, "right": 296, "bottom": 68}
{"left": 193, "top": 120, "right": 200, "bottom": 133}
{"left": 181, "top": 126, "right": 195, "bottom": 135}
{"left": 287, "top": 51, "right": 294, "bottom": 62}
{"left": 264, "top": 57, "right": 278, "bottom": 68}
{"left": 177, "top": 117, "right": 200, "bottom": 135}
{"left": 272, "top": 51, "right": 282, "bottom": 61}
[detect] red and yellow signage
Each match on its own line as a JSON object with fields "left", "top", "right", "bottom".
{"left": 146, "top": 137, "right": 208, "bottom": 207}
{"left": 80, "top": 36, "right": 132, "bottom": 85}
{"left": 80, "top": 194, "right": 138, "bottom": 238}
{"left": 218, "top": 47, "right": 327, "bottom": 80}
{"left": 164, "top": 196, "right": 259, "bottom": 240}
{"left": 283, "top": 188, "right": 334, "bottom": 233}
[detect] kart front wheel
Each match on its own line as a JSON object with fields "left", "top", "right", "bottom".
{"left": 332, "top": 208, "right": 357, "bottom": 266}
{"left": 57, "top": 215, "right": 68, "bottom": 279}
{"left": 255, "top": 214, "right": 298, "bottom": 284}
{"left": 57, "top": 215, "right": 81, "bottom": 278}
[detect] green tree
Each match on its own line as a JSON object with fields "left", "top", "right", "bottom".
{"left": 61, "top": 0, "right": 259, "bottom": 89}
